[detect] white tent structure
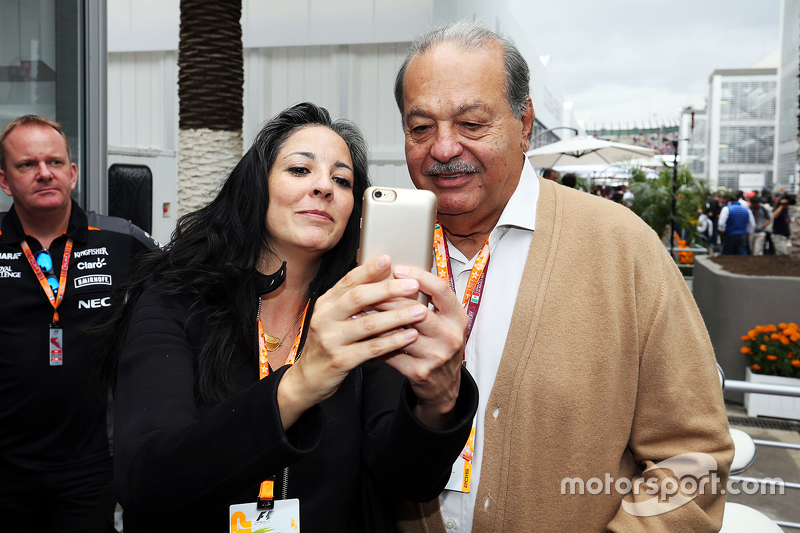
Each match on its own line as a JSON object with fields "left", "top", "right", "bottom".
{"left": 527, "top": 136, "right": 657, "bottom": 167}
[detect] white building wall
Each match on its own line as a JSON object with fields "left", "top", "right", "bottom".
{"left": 707, "top": 71, "right": 777, "bottom": 191}
{"left": 707, "top": 75, "right": 722, "bottom": 188}
{"left": 775, "top": 0, "right": 800, "bottom": 192}
{"left": 243, "top": 42, "right": 413, "bottom": 189}
{"left": 107, "top": 50, "right": 178, "bottom": 244}
{"left": 107, "top": 0, "right": 576, "bottom": 240}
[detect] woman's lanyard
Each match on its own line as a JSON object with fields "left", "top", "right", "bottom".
{"left": 433, "top": 222, "right": 490, "bottom": 348}
{"left": 256, "top": 300, "right": 309, "bottom": 509}
{"left": 20, "top": 239, "right": 73, "bottom": 326}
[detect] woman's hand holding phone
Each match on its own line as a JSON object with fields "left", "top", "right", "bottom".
{"left": 276, "top": 256, "right": 429, "bottom": 430}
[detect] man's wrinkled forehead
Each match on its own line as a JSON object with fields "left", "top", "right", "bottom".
{"left": 401, "top": 42, "right": 506, "bottom": 121}
{"left": 404, "top": 102, "right": 490, "bottom": 124}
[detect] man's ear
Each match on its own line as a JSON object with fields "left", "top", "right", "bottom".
{"left": 0, "top": 169, "right": 12, "bottom": 197}
{"left": 69, "top": 162, "right": 78, "bottom": 191}
{"left": 520, "top": 97, "right": 534, "bottom": 152}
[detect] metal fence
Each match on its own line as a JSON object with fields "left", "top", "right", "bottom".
{"left": 724, "top": 378, "right": 800, "bottom": 530}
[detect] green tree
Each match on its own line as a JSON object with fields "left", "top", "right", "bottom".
{"left": 628, "top": 165, "right": 710, "bottom": 246}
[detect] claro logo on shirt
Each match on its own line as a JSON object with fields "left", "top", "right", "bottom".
{"left": 77, "top": 257, "right": 107, "bottom": 270}
{"left": 78, "top": 297, "right": 111, "bottom": 309}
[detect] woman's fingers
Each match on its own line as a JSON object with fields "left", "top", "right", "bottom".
{"left": 311, "top": 300, "right": 427, "bottom": 351}
{"left": 318, "top": 255, "right": 424, "bottom": 321}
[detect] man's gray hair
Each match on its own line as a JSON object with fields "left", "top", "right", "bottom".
{"left": 394, "top": 19, "right": 531, "bottom": 132}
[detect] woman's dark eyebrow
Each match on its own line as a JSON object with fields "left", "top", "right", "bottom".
{"left": 286, "top": 151, "right": 352, "bottom": 172}
{"left": 289, "top": 151, "right": 315, "bottom": 159}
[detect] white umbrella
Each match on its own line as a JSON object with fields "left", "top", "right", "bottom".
{"left": 527, "top": 136, "right": 657, "bottom": 167}
{"left": 553, "top": 163, "right": 659, "bottom": 181}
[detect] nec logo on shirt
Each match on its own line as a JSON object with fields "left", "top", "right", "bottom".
{"left": 78, "top": 297, "right": 111, "bottom": 309}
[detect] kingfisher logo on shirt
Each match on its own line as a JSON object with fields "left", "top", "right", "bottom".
{"left": 74, "top": 274, "right": 112, "bottom": 288}
{"left": 0, "top": 252, "right": 22, "bottom": 260}
{"left": 73, "top": 247, "right": 108, "bottom": 259}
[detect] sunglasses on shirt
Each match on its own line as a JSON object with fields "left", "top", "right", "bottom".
{"left": 35, "top": 250, "right": 60, "bottom": 293}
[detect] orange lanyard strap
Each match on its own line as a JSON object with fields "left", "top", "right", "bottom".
{"left": 433, "top": 222, "right": 490, "bottom": 346}
{"left": 256, "top": 299, "right": 310, "bottom": 508}
{"left": 20, "top": 239, "right": 73, "bottom": 325}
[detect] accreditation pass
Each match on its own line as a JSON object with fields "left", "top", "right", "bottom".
{"left": 445, "top": 419, "right": 475, "bottom": 493}
{"left": 229, "top": 500, "right": 299, "bottom": 533}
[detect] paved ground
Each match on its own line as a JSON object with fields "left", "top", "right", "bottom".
{"left": 725, "top": 403, "right": 800, "bottom": 532}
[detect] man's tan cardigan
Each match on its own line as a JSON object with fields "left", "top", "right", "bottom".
{"left": 398, "top": 178, "right": 734, "bottom": 533}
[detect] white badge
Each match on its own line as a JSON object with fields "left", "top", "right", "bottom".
{"left": 229, "top": 499, "right": 300, "bottom": 533}
{"left": 49, "top": 327, "right": 63, "bottom": 366}
{"left": 445, "top": 418, "right": 476, "bottom": 493}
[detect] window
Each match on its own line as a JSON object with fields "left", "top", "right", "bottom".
{"left": 0, "top": 0, "right": 84, "bottom": 200}
{"left": 108, "top": 164, "right": 153, "bottom": 234}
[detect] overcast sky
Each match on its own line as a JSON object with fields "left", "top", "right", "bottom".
{"left": 509, "top": 0, "right": 782, "bottom": 126}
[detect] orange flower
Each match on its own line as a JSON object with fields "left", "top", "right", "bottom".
{"left": 781, "top": 336, "right": 790, "bottom": 345}
{"left": 787, "top": 353, "right": 794, "bottom": 359}
{"left": 741, "top": 335, "right": 750, "bottom": 342}
{"left": 752, "top": 364, "right": 762, "bottom": 371}
{"left": 779, "top": 323, "right": 787, "bottom": 329}
{"left": 771, "top": 333, "right": 780, "bottom": 340}
{"left": 748, "top": 329, "right": 757, "bottom": 337}
{"left": 741, "top": 347, "right": 752, "bottom": 354}
{"left": 791, "top": 333, "right": 800, "bottom": 342}
{"left": 792, "top": 360, "right": 800, "bottom": 368}
{"left": 760, "top": 344, "right": 767, "bottom": 352}
{"left": 768, "top": 324, "right": 778, "bottom": 332}
{"left": 767, "top": 355, "right": 778, "bottom": 361}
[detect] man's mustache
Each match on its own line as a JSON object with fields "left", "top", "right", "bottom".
{"left": 425, "top": 160, "right": 479, "bottom": 176}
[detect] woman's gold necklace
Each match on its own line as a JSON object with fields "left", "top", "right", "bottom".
{"left": 263, "top": 304, "right": 306, "bottom": 352}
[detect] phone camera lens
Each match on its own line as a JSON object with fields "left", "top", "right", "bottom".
{"left": 374, "top": 190, "right": 383, "bottom": 199}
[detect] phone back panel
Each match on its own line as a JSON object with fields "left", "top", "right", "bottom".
{"left": 357, "top": 187, "right": 437, "bottom": 273}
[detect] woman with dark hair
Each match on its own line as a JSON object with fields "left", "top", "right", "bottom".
{"left": 98, "top": 102, "right": 477, "bottom": 533}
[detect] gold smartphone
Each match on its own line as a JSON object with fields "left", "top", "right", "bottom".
{"left": 357, "top": 187, "right": 437, "bottom": 303}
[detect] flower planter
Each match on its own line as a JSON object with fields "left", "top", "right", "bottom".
{"left": 692, "top": 256, "right": 800, "bottom": 404}
{"left": 744, "top": 366, "right": 800, "bottom": 420}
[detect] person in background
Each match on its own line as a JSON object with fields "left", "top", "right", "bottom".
{"left": 542, "top": 168, "right": 558, "bottom": 182}
{"left": 0, "top": 115, "right": 158, "bottom": 531}
{"left": 560, "top": 173, "right": 577, "bottom": 188}
{"left": 621, "top": 184, "right": 634, "bottom": 207}
{"left": 772, "top": 193, "right": 794, "bottom": 255}
{"left": 747, "top": 195, "right": 771, "bottom": 256}
{"left": 718, "top": 191, "right": 755, "bottom": 255}
{"left": 97, "top": 102, "right": 478, "bottom": 533}
{"left": 392, "top": 19, "right": 732, "bottom": 533}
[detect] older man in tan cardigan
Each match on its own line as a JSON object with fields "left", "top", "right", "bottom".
{"left": 393, "top": 20, "right": 733, "bottom": 533}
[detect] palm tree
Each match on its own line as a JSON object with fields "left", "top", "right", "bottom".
{"left": 628, "top": 165, "right": 710, "bottom": 247}
{"left": 177, "top": 0, "right": 243, "bottom": 217}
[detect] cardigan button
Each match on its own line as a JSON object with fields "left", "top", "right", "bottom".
{"left": 445, "top": 518, "right": 456, "bottom": 529}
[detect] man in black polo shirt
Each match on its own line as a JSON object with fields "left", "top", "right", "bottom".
{"left": 0, "top": 115, "right": 157, "bottom": 531}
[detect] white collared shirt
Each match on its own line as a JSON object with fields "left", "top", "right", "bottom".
{"left": 438, "top": 159, "right": 539, "bottom": 533}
